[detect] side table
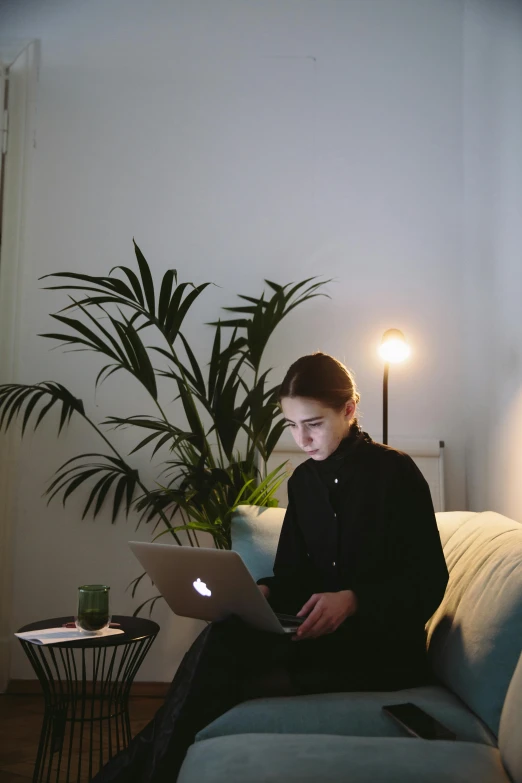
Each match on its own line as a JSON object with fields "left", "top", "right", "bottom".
{"left": 16, "top": 614, "right": 159, "bottom": 783}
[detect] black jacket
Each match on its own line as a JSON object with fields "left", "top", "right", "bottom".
{"left": 258, "top": 428, "right": 449, "bottom": 638}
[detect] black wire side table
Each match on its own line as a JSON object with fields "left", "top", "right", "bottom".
{"left": 16, "top": 614, "right": 159, "bottom": 783}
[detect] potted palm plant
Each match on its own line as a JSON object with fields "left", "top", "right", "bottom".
{"left": 0, "top": 241, "right": 329, "bottom": 612}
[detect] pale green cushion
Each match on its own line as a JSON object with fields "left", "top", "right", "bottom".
{"left": 179, "top": 734, "right": 509, "bottom": 783}
{"left": 427, "top": 511, "right": 522, "bottom": 737}
{"left": 231, "top": 505, "right": 285, "bottom": 582}
{"left": 499, "top": 650, "right": 522, "bottom": 783}
{"left": 196, "top": 685, "right": 496, "bottom": 745}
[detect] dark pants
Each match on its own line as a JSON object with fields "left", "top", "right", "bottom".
{"left": 92, "top": 616, "right": 431, "bottom": 783}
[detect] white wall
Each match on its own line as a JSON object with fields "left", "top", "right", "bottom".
{"left": 463, "top": 0, "right": 522, "bottom": 516}
{"left": 0, "top": 0, "right": 468, "bottom": 683}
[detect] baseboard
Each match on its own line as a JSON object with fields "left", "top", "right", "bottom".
{"left": 6, "top": 679, "right": 169, "bottom": 698}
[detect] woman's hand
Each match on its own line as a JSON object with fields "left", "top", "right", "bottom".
{"left": 258, "top": 584, "right": 271, "bottom": 599}
{"left": 293, "top": 590, "right": 358, "bottom": 640}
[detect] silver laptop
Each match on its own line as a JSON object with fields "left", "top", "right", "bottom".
{"left": 129, "top": 541, "right": 305, "bottom": 634}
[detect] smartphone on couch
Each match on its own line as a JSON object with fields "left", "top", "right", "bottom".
{"left": 382, "top": 702, "right": 456, "bottom": 741}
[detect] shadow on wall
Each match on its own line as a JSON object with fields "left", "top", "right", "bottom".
{"left": 492, "top": 390, "right": 522, "bottom": 521}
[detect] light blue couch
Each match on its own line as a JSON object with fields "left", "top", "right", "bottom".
{"left": 178, "top": 507, "right": 522, "bottom": 783}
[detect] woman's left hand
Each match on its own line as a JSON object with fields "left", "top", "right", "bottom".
{"left": 293, "top": 590, "right": 358, "bottom": 640}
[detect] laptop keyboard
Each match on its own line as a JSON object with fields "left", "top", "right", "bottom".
{"left": 275, "top": 612, "right": 305, "bottom": 627}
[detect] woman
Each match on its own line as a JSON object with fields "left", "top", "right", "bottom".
{"left": 94, "top": 352, "right": 449, "bottom": 783}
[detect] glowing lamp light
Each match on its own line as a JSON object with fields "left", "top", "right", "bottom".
{"left": 379, "top": 329, "right": 411, "bottom": 364}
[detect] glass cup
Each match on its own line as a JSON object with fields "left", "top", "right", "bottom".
{"left": 75, "top": 585, "right": 111, "bottom": 633}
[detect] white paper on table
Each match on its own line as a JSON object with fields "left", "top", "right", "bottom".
{"left": 15, "top": 627, "right": 125, "bottom": 645}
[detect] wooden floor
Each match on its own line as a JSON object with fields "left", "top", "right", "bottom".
{"left": 0, "top": 693, "right": 163, "bottom": 782}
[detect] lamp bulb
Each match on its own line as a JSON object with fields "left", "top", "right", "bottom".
{"left": 379, "top": 329, "right": 410, "bottom": 363}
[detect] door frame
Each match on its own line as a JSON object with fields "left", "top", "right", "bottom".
{"left": 0, "top": 39, "right": 39, "bottom": 692}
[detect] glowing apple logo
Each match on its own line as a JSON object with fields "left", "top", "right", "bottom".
{"left": 193, "top": 578, "right": 211, "bottom": 597}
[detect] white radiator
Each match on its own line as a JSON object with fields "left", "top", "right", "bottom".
{"left": 388, "top": 438, "right": 445, "bottom": 513}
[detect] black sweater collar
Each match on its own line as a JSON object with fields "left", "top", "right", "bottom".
{"left": 311, "top": 422, "right": 368, "bottom": 478}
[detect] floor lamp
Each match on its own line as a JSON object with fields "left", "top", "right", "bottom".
{"left": 379, "top": 329, "right": 410, "bottom": 446}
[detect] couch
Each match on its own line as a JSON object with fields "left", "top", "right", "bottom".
{"left": 178, "top": 507, "right": 522, "bottom": 783}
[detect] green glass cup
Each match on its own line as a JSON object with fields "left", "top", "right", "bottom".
{"left": 75, "top": 585, "right": 111, "bottom": 632}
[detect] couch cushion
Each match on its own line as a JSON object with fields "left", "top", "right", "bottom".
{"left": 499, "top": 650, "right": 522, "bottom": 783}
{"left": 179, "top": 734, "right": 509, "bottom": 783}
{"left": 231, "top": 505, "right": 285, "bottom": 582}
{"left": 196, "top": 685, "right": 496, "bottom": 746}
{"left": 434, "top": 511, "right": 480, "bottom": 546}
{"left": 427, "top": 511, "right": 522, "bottom": 737}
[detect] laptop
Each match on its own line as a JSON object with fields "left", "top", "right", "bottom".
{"left": 129, "top": 541, "right": 305, "bottom": 634}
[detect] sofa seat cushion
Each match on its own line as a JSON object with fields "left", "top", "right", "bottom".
{"left": 195, "top": 685, "right": 496, "bottom": 746}
{"left": 179, "top": 734, "right": 509, "bottom": 783}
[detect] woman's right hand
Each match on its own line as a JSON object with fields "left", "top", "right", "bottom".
{"left": 258, "top": 584, "right": 271, "bottom": 599}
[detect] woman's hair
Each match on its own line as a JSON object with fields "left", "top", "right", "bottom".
{"left": 279, "top": 352, "right": 361, "bottom": 412}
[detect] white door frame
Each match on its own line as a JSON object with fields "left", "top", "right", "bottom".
{"left": 0, "top": 39, "right": 39, "bottom": 693}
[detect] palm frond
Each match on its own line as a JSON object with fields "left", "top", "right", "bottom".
{"left": 42, "top": 241, "right": 212, "bottom": 348}
{"left": 106, "top": 415, "right": 199, "bottom": 455}
{"left": 45, "top": 453, "right": 139, "bottom": 522}
{"left": 214, "top": 277, "right": 331, "bottom": 371}
{"left": 128, "top": 571, "right": 151, "bottom": 599}
{"left": 0, "top": 382, "right": 84, "bottom": 434}
{"left": 132, "top": 594, "right": 164, "bottom": 618}
{"left": 41, "top": 302, "right": 159, "bottom": 399}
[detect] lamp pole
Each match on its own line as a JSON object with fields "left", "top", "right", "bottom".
{"left": 379, "top": 329, "right": 410, "bottom": 448}
{"left": 382, "top": 361, "right": 389, "bottom": 446}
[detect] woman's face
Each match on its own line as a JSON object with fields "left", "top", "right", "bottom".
{"left": 280, "top": 396, "right": 356, "bottom": 461}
